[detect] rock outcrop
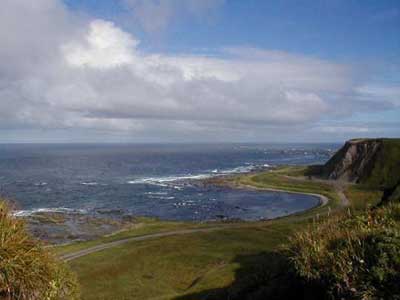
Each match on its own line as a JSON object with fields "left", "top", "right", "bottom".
{"left": 320, "top": 138, "right": 400, "bottom": 191}
{"left": 318, "top": 138, "right": 400, "bottom": 203}
{"left": 322, "top": 139, "right": 382, "bottom": 183}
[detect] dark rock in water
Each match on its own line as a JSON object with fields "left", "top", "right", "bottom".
{"left": 96, "top": 208, "right": 124, "bottom": 215}
{"left": 23, "top": 212, "right": 137, "bottom": 244}
{"left": 215, "top": 214, "right": 227, "bottom": 219}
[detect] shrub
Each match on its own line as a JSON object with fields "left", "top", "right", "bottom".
{"left": 0, "top": 201, "right": 79, "bottom": 300}
{"left": 288, "top": 204, "right": 400, "bottom": 300}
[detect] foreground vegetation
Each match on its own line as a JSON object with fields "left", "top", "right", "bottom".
{"left": 0, "top": 201, "right": 79, "bottom": 300}
{"left": 289, "top": 203, "right": 400, "bottom": 300}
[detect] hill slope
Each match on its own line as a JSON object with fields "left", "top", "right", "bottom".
{"left": 320, "top": 138, "right": 400, "bottom": 197}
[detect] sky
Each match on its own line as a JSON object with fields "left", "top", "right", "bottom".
{"left": 0, "top": 0, "right": 399, "bottom": 143}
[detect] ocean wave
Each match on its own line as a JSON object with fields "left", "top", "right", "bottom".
{"left": 127, "top": 180, "right": 169, "bottom": 187}
{"left": 81, "top": 182, "right": 99, "bottom": 186}
{"left": 126, "top": 163, "right": 270, "bottom": 186}
{"left": 173, "top": 201, "right": 195, "bottom": 207}
{"left": 127, "top": 174, "right": 211, "bottom": 185}
{"left": 219, "top": 165, "right": 256, "bottom": 174}
{"left": 13, "top": 207, "right": 87, "bottom": 217}
{"left": 148, "top": 195, "right": 175, "bottom": 200}
{"left": 145, "top": 191, "right": 169, "bottom": 195}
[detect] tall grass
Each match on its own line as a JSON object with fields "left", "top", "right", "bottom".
{"left": 0, "top": 200, "right": 79, "bottom": 300}
{"left": 288, "top": 204, "right": 400, "bottom": 300}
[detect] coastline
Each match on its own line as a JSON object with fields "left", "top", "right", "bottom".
{"left": 55, "top": 167, "right": 338, "bottom": 256}
{"left": 18, "top": 167, "right": 338, "bottom": 247}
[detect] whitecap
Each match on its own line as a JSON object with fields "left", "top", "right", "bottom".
{"left": 219, "top": 165, "right": 255, "bottom": 174}
{"left": 13, "top": 207, "right": 87, "bottom": 217}
{"left": 127, "top": 174, "right": 212, "bottom": 185}
{"left": 81, "top": 182, "right": 98, "bottom": 186}
{"left": 127, "top": 164, "right": 258, "bottom": 187}
{"left": 145, "top": 192, "right": 169, "bottom": 195}
{"left": 148, "top": 195, "right": 175, "bottom": 200}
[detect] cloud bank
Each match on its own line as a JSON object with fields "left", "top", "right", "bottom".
{"left": 0, "top": 0, "right": 398, "bottom": 142}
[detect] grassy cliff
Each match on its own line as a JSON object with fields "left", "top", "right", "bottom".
{"left": 360, "top": 139, "right": 400, "bottom": 189}
{"left": 320, "top": 138, "right": 400, "bottom": 188}
{"left": 312, "top": 138, "right": 400, "bottom": 204}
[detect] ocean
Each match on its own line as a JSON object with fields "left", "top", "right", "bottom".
{"left": 0, "top": 143, "right": 338, "bottom": 221}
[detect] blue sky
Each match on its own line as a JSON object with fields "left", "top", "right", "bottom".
{"left": 64, "top": 0, "right": 400, "bottom": 60}
{"left": 0, "top": 0, "right": 399, "bottom": 142}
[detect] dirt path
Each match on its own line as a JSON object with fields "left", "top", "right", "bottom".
{"left": 61, "top": 226, "right": 239, "bottom": 262}
{"left": 333, "top": 182, "right": 350, "bottom": 206}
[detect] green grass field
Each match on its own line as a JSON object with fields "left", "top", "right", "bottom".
{"left": 344, "top": 184, "right": 383, "bottom": 210}
{"left": 56, "top": 167, "right": 370, "bottom": 300}
{"left": 54, "top": 218, "right": 212, "bottom": 256}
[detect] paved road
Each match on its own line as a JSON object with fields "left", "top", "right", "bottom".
{"left": 61, "top": 226, "right": 238, "bottom": 262}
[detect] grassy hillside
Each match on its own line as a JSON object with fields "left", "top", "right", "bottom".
{"left": 69, "top": 224, "right": 295, "bottom": 300}
{"left": 288, "top": 202, "right": 400, "bottom": 300}
{"left": 362, "top": 139, "right": 400, "bottom": 189}
{"left": 0, "top": 200, "right": 79, "bottom": 300}
{"left": 344, "top": 184, "right": 383, "bottom": 210}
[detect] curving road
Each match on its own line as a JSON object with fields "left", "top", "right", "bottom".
{"left": 61, "top": 226, "right": 238, "bottom": 262}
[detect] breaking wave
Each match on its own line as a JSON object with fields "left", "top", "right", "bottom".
{"left": 13, "top": 207, "right": 88, "bottom": 217}
{"left": 125, "top": 163, "right": 269, "bottom": 186}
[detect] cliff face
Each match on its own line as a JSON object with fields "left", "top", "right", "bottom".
{"left": 323, "top": 139, "right": 382, "bottom": 183}
{"left": 322, "top": 138, "right": 400, "bottom": 191}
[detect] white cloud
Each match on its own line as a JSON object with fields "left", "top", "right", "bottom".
{"left": 63, "top": 20, "right": 138, "bottom": 68}
{"left": 0, "top": 0, "right": 398, "bottom": 142}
